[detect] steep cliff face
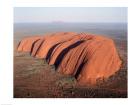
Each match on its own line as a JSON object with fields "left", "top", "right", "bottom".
{"left": 17, "top": 32, "right": 122, "bottom": 85}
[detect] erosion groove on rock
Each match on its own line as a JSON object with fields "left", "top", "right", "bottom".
{"left": 17, "top": 32, "right": 122, "bottom": 85}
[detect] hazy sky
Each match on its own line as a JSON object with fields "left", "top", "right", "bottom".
{"left": 14, "top": 7, "right": 127, "bottom": 23}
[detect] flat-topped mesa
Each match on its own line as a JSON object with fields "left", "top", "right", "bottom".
{"left": 17, "top": 32, "right": 122, "bottom": 85}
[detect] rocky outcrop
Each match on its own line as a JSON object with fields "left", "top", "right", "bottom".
{"left": 17, "top": 32, "right": 122, "bottom": 85}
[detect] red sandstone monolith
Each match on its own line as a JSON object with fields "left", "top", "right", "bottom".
{"left": 17, "top": 32, "right": 122, "bottom": 85}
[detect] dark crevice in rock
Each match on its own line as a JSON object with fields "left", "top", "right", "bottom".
{"left": 30, "top": 39, "right": 40, "bottom": 56}
{"left": 54, "top": 40, "right": 85, "bottom": 69}
{"left": 75, "top": 61, "right": 87, "bottom": 79}
{"left": 45, "top": 43, "right": 62, "bottom": 62}
{"left": 33, "top": 39, "right": 45, "bottom": 57}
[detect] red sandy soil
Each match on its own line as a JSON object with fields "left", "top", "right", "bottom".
{"left": 14, "top": 32, "right": 127, "bottom": 98}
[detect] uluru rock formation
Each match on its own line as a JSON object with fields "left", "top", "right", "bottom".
{"left": 17, "top": 32, "right": 122, "bottom": 85}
